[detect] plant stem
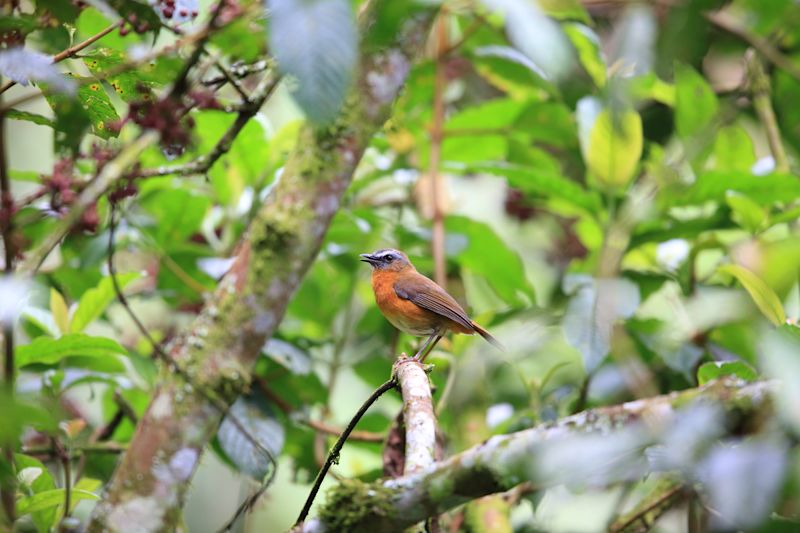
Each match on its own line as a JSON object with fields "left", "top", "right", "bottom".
{"left": 745, "top": 49, "right": 790, "bottom": 173}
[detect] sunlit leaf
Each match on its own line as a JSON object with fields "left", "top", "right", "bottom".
{"left": 15, "top": 454, "right": 57, "bottom": 533}
{"left": 16, "top": 334, "right": 128, "bottom": 367}
{"left": 718, "top": 265, "right": 786, "bottom": 327}
{"left": 50, "top": 288, "right": 70, "bottom": 334}
{"left": 268, "top": 0, "right": 357, "bottom": 124}
{"left": 71, "top": 273, "right": 140, "bottom": 333}
{"left": 6, "top": 109, "right": 54, "bottom": 127}
{"left": 583, "top": 105, "right": 643, "bottom": 190}
{"left": 17, "top": 488, "right": 99, "bottom": 516}
{"left": 670, "top": 170, "right": 800, "bottom": 207}
{"left": 563, "top": 23, "right": 605, "bottom": 87}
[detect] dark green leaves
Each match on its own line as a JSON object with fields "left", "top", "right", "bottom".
{"left": 268, "top": 0, "right": 358, "bottom": 124}
{"left": 697, "top": 361, "right": 757, "bottom": 385}
{"left": 446, "top": 215, "right": 534, "bottom": 306}
{"left": 217, "top": 393, "right": 284, "bottom": 481}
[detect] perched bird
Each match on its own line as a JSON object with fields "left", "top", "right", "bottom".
{"left": 360, "top": 248, "right": 502, "bottom": 360}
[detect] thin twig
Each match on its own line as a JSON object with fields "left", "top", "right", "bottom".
{"left": 294, "top": 379, "right": 398, "bottom": 526}
{"left": 706, "top": 10, "right": 800, "bottom": 83}
{"left": 22, "top": 442, "right": 128, "bottom": 458}
{"left": 0, "top": 21, "right": 123, "bottom": 95}
{"left": 130, "top": 71, "right": 279, "bottom": 179}
{"left": 203, "top": 60, "right": 271, "bottom": 87}
{"left": 51, "top": 438, "right": 72, "bottom": 519}
{"left": 428, "top": 10, "right": 449, "bottom": 288}
{"left": 0, "top": 89, "right": 16, "bottom": 524}
{"left": 214, "top": 61, "right": 251, "bottom": 101}
{"left": 745, "top": 49, "right": 790, "bottom": 173}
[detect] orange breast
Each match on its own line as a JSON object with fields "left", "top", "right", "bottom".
{"left": 371, "top": 270, "right": 472, "bottom": 336}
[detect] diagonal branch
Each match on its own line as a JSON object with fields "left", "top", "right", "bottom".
{"left": 295, "top": 379, "right": 776, "bottom": 533}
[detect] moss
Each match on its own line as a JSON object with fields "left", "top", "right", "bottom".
{"left": 318, "top": 479, "right": 396, "bottom": 532}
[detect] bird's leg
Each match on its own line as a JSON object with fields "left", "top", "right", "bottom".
{"left": 418, "top": 335, "right": 442, "bottom": 363}
{"left": 413, "top": 330, "right": 443, "bottom": 362}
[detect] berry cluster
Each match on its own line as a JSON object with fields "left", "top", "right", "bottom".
{"left": 119, "top": 12, "right": 154, "bottom": 36}
{"left": 129, "top": 96, "right": 194, "bottom": 156}
{"left": 154, "top": 0, "right": 199, "bottom": 23}
{"left": 504, "top": 188, "right": 538, "bottom": 222}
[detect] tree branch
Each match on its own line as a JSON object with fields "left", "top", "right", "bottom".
{"left": 86, "top": 3, "right": 436, "bottom": 531}
{"left": 745, "top": 49, "right": 790, "bottom": 173}
{"left": 396, "top": 358, "right": 436, "bottom": 476}
{"left": 296, "top": 379, "right": 776, "bottom": 533}
{"left": 706, "top": 10, "right": 800, "bottom": 83}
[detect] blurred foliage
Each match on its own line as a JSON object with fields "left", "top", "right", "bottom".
{"left": 1, "top": 0, "right": 800, "bottom": 531}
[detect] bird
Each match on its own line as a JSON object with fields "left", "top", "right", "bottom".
{"left": 360, "top": 248, "right": 502, "bottom": 360}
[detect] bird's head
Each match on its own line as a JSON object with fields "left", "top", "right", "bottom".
{"left": 360, "top": 248, "right": 413, "bottom": 272}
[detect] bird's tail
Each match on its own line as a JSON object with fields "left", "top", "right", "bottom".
{"left": 471, "top": 321, "right": 504, "bottom": 351}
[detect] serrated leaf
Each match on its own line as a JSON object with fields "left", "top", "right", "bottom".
{"left": 17, "top": 488, "right": 99, "bottom": 516}
{"left": 16, "top": 334, "right": 128, "bottom": 368}
{"left": 71, "top": 273, "right": 140, "bottom": 333}
{"left": 697, "top": 361, "right": 758, "bottom": 385}
{"left": 217, "top": 392, "right": 284, "bottom": 481}
{"left": 49, "top": 289, "right": 70, "bottom": 334}
{"left": 584, "top": 106, "right": 643, "bottom": 190}
{"left": 269, "top": 0, "right": 357, "bottom": 124}
{"left": 718, "top": 265, "right": 785, "bottom": 327}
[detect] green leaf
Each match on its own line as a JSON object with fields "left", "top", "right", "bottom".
{"left": 713, "top": 125, "right": 756, "bottom": 171}
{"left": 17, "top": 488, "right": 99, "bottom": 516}
{"left": 15, "top": 455, "right": 57, "bottom": 533}
{"left": 674, "top": 62, "right": 718, "bottom": 139}
{"left": 77, "top": 79, "right": 121, "bottom": 139}
{"left": 563, "top": 23, "right": 605, "bottom": 87}
{"left": 726, "top": 191, "right": 767, "bottom": 234}
{"left": 217, "top": 392, "right": 283, "bottom": 481}
{"left": 585, "top": 107, "right": 643, "bottom": 190}
{"left": 49, "top": 289, "right": 70, "bottom": 335}
{"left": 697, "top": 360, "right": 758, "bottom": 385}
{"left": 718, "top": 265, "right": 786, "bottom": 327}
{"left": 670, "top": 170, "right": 800, "bottom": 207}
{"left": 16, "top": 334, "right": 128, "bottom": 368}
{"left": 71, "top": 273, "right": 140, "bottom": 333}
{"left": 268, "top": 0, "right": 357, "bottom": 124}
{"left": 459, "top": 162, "right": 600, "bottom": 214}
{"left": 446, "top": 216, "right": 535, "bottom": 306}
{"left": 6, "top": 109, "right": 54, "bottom": 128}
{"left": 82, "top": 48, "right": 160, "bottom": 102}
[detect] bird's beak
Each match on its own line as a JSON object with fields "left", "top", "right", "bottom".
{"left": 360, "top": 253, "right": 378, "bottom": 265}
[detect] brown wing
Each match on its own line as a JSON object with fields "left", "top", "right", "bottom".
{"left": 394, "top": 274, "right": 475, "bottom": 332}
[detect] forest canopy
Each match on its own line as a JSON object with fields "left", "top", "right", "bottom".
{"left": 1, "top": 0, "right": 800, "bottom": 532}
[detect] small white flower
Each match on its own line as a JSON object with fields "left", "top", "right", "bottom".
{"left": 751, "top": 156, "right": 775, "bottom": 176}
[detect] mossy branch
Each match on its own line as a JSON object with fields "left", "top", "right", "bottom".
{"left": 86, "top": 2, "right": 436, "bottom": 531}
{"left": 295, "top": 379, "right": 776, "bottom": 533}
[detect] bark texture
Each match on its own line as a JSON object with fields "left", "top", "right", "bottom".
{"left": 87, "top": 3, "right": 435, "bottom": 531}
{"left": 298, "top": 379, "right": 775, "bottom": 533}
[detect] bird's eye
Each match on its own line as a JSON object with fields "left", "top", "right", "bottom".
{"left": 384, "top": 254, "right": 395, "bottom": 261}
